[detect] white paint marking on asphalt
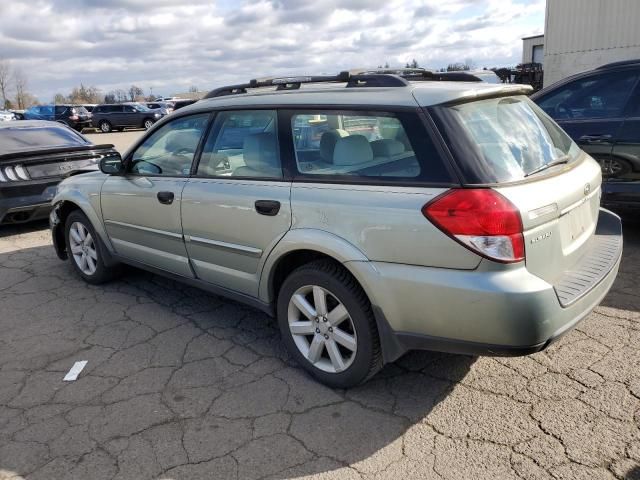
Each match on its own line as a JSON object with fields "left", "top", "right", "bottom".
{"left": 63, "top": 361, "right": 88, "bottom": 381}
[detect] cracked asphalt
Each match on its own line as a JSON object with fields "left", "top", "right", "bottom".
{"left": 0, "top": 218, "right": 639, "bottom": 480}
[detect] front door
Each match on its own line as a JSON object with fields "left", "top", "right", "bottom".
{"left": 101, "top": 113, "right": 210, "bottom": 276}
{"left": 181, "top": 109, "right": 292, "bottom": 297}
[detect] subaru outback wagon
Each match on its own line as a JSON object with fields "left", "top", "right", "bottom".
{"left": 50, "top": 70, "right": 622, "bottom": 387}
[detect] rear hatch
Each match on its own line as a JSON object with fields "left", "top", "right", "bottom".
{"left": 429, "top": 94, "right": 609, "bottom": 292}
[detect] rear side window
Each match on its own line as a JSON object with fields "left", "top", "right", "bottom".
{"left": 196, "top": 110, "right": 282, "bottom": 179}
{"left": 536, "top": 71, "right": 638, "bottom": 120}
{"left": 288, "top": 110, "right": 452, "bottom": 183}
{"left": 431, "top": 96, "right": 580, "bottom": 184}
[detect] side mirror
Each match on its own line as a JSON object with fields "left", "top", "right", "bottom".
{"left": 99, "top": 152, "right": 125, "bottom": 175}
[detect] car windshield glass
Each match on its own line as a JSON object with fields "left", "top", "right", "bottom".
{"left": 432, "top": 95, "right": 580, "bottom": 183}
{"left": 0, "top": 124, "right": 89, "bottom": 155}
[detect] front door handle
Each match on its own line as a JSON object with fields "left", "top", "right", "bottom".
{"left": 157, "top": 191, "right": 175, "bottom": 205}
{"left": 255, "top": 200, "right": 281, "bottom": 216}
{"left": 579, "top": 134, "right": 613, "bottom": 144}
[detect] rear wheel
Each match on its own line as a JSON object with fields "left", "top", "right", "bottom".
{"left": 99, "top": 120, "right": 112, "bottom": 133}
{"left": 143, "top": 118, "right": 154, "bottom": 130}
{"left": 599, "top": 157, "right": 632, "bottom": 177}
{"left": 65, "top": 210, "right": 119, "bottom": 284}
{"left": 277, "top": 260, "right": 382, "bottom": 388}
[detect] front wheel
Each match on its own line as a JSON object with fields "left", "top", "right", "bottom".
{"left": 99, "top": 120, "right": 112, "bottom": 133}
{"left": 277, "top": 260, "right": 382, "bottom": 388}
{"left": 65, "top": 210, "right": 119, "bottom": 284}
{"left": 599, "top": 157, "right": 632, "bottom": 177}
{"left": 143, "top": 119, "right": 154, "bottom": 130}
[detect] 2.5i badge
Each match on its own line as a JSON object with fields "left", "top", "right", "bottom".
{"left": 531, "top": 231, "right": 552, "bottom": 244}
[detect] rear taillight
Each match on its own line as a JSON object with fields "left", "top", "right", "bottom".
{"left": 422, "top": 189, "right": 524, "bottom": 263}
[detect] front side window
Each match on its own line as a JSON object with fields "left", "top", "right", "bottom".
{"left": 196, "top": 110, "right": 281, "bottom": 178}
{"left": 537, "top": 71, "right": 638, "bottom": 120}
{"left": 129, "top": 114, "right": 209, "bottom": 176}
{"left": 123, "top": 105, "right": 136, "bottom": 113}
{"left": 290, "top": 111, "right": 422, "bottom": 179}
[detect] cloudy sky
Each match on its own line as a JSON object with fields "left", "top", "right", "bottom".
{"left": 0, "top": 0, "right": 544, "bottom": 102}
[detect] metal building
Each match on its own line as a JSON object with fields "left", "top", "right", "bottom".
{"left": 522, "top": 34, "right": 544, "bottom": 64}
{"left": 543, "top": 0, "right": 640, "bottom": 86}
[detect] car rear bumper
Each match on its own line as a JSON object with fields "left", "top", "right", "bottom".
{"left": 0, "top": 180, "right": 59, "bottom": 224}
{"left": 349, "top": 208, "right": 623, "bottom": 363}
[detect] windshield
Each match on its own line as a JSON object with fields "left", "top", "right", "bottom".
{"left": 431, "top": 95, "right": 580, "bottom": 183}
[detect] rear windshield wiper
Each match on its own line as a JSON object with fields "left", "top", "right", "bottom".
{"left": 524, "top": 155, "right": 570, "bottom": 178}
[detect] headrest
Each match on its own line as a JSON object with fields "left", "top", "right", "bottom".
{"left": 333, "top": 135, "right": 373, "bottom": 166}
{"left": 243, "top": 133, "right": 278, "bottom": 170}
{"left": 165, "top": 129, "right": 202, "bottom": 154}
{"left": 319, "top": 129, "right": 349, "bottom": 162}
{"left": 370, "top": 139, "right": 405, "bottom": 157}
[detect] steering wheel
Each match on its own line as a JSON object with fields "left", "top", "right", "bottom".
{"left": 554, "top": 102, "right": 573, "bottom": 119}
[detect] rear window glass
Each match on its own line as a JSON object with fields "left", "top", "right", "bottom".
{"left": 0, "top": 124, "right": 89, "bottom": 155}
{"left": 431, "top": 95, "right": 579, "bottom": 184}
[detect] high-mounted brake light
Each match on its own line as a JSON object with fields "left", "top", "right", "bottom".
{"left": 422, "top": 189, "right": 525, "bottom": 263}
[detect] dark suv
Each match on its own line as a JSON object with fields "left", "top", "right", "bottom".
{"left": 532, "top": 60, "right": 640, "bottom": 211}
{"left": 91, "top": 103, "right": 165, "bottom": 133}
{"left": 23, "top": 105, "right": 92, "bottom": 131}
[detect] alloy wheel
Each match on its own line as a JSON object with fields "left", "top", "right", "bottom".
{"left": 600, "top": 158, "right": 623, "bottom": 176}
{"left": 69, "top": 221, "right": 98, "bottom": 276}
{"left": 144, "top": 120, "right": 153, "bottom": 129}
{"left": 287, "top": 285, "right": 357, "bottom": 373}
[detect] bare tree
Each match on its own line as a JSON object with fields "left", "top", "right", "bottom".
{"left": 128, "top": 85, "right": 144, "bottom": 101}
{"left": 0, "top": 59, "right": 11, "bottom": 109}
{"left": 14, "top": 68, "right": 36, "bottom": 109}
{"left": 188, "top": 85, "right": 198, "bottom": 93}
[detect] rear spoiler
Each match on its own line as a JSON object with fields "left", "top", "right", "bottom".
{"left": 0, "top": 144, "right": 115, "bottom": 163}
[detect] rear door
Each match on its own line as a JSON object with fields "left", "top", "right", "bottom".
{"left": 606, "top": 76, "right": 640, "bottom": 206}
{"left": 535, "top": 70, "right": 639, "bottom": 170}
{"left": 121, "top": 105, "right": 138, "bottom": 127}
{"left": 181, "top": 109, "right": 292, "bottom": 297}
{"left": 101, "top": 113, "right": 210, "bottom": 276}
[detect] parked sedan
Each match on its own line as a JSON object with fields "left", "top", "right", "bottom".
{"left": 0, "top": 121, "right": 116, "bottom": 224}
{"left": 91, "top": 103, "right": 165, "bottom": 132}
{"left": 532, "top": 59, "right": 640, "bottom": 211}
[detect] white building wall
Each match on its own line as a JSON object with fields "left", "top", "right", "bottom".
{"left": 523, "top": 35, "right": 544, "bottom": 64}
{"left": 544, "top": 0, "right": 640, "bottom": 86}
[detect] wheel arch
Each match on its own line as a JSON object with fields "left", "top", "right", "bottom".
{"left": 50, "top": 190, "right": 115, "bottom": 265}
{"left": 259, "top": 229, "right": 371, "bottom": 305}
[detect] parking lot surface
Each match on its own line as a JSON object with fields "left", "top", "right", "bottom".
{"left": 0, "top": 219, "right": 639, "bottom": 480}
{"left": 85, "top": 131, "right": 144, "bottom": 154}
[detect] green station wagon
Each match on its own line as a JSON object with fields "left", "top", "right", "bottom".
{"left": 50, "top": 70, "right": 623, "bottom": 387}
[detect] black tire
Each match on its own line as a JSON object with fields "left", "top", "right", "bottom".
{"left": 64, "top": 210, "right": 120, "bottom": 284}
{"left": 277, "top": 260, "right": 382, "bottom": 388}
{"left": 599, "top": 157, "right": 632, "bottom": 177}
{"left": 99, "top": 120, "right": 112, "bottom": 133}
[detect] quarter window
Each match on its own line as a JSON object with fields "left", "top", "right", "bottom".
{"left": 196, "top": 110, "right": 282, "bottom": 178}
{"left": 129, "top": 114, "right": 209, "bottom": 176}
{"left": 537, "top": 71, "right": 639, "bottom": 120}
{"left": 290, "top": 111, "right": 422, "bottom": 179}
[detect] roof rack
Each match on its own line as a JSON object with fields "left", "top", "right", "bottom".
{"left": 204, "top": 71, "right": 413, "bottom": 99}
{"left": 203, "top": 68, "right": 483, "bottom": 99}
{"left": 597, "top": 59, "right": 640, "bottom": 70}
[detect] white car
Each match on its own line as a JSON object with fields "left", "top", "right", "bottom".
{"left": 0, "top": 110, "right": 16, "bottom": 122}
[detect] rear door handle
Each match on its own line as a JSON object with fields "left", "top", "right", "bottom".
{"left": 157, "top": 191, "right": 175, "bottom": 205}
{"left": 255, "top": 200, "right": 281, "bottom": 216}
{"left": 579, "top": 134, "right": 613, "bottom": 144}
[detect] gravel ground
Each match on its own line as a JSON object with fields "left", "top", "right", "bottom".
{"left": 0, "top": 218, "right": 638, "bottom": 480}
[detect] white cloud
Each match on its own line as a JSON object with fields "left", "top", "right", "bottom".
{"left": 0, "top": 0, "right": 544, "bottom": 101}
